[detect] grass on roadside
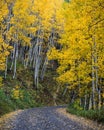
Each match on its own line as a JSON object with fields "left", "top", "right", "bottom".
{"left": 67, "top": 105, "right": 104, "bottom": 123}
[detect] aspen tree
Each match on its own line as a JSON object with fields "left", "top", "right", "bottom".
{"left": 48, "top": 0, "right": 104, "bottom": 110}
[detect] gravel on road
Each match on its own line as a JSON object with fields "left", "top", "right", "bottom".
{"left": 0, "top": 106, "right": 104, "bottom": 130}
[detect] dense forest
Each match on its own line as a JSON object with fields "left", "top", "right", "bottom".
{"left": 0, "top": 0, "right": 104, "bottom": 122}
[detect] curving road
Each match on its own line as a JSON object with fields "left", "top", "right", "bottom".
{"left": 4, "top": 106, "right": 94, "bottom": 130}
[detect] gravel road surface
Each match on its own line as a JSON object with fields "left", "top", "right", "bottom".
{"left": 0, "top": 106, "right": 103, "bottom": 130}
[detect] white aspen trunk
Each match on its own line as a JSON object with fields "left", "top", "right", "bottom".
{"left": 13, "top": 54, "right": 17, "bottom": 79}
{"left": 4, "top": 57, "right": 8, "bottom": 79}
{"left": 93, "top": 36, "right": 100, "bottom": 110}
{"left": 84, "top": 95, "right": 87, "bottom": 110}
{"left": 62, "top": 85, "right": 68, "bottom": 96}
{"left": 80, "top": 98, "right": 82, "bottom": 107}
{"left": 98, "top": 78, "right": 102, "bottom": 110}
{"left": 4, "top": 5, "right": 12, "bottom": 76}
{"left": 40, "top": 28, "right": 55, "bottom": 80}
{"left": 41, "top": 57, "right": 48, "bottom": 80}
{"left": 54, "top": 84, "right": 61, "bottom": 105}
{"left": 33, "top": 27, "right": 42, "bottom": 88}
{"left": 29, "top": 47, "right": 33, "bottom": 67}
{"left": 78, "top": 67, "right": 81, "bottom": 107}
{"left": 10, "top": 44, "right": 15, "bottom": 70}
{"left": 92, "top": 60, "right": 96, "bottom": 110}
{"left": 93, "top": 36, "right": 98, "bottom": 91}
{"left": 91, "top": 38, "right": 96, "bottom": 110}
{"left": 89, "top": 94, "right": 92, "bottom": 110}
{"left": 98, "top": 89, "right": 101, "bottom": 110}
{"left": 13, "top": 44, "right": 18, "bottom": 79}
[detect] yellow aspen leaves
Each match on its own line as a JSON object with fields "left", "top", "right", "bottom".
{"left": 11, "top": 85, "right": 23, "bottom": 100}
{"left": 48, "top": 0, "right": 104, "bottom": 109}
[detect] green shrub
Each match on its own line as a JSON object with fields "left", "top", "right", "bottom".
{"left": 0, "top": 101, "right": 14, "bottom": 116}
{"left": 67, "top": 106, "right": 104, "bottom": 123}
{"left": 0, "top": 88, "right": 43, "bottom": 116}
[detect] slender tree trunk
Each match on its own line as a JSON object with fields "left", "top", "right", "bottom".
{"left": 84, "top": 95, "right": 87, "bottom": 110}
{"left": 98, "top": 78, "right": 102, "bottom": 110}
{"left": 13, "top": 43, "right": 18, "bottom": 79}
{"left": 41, "top": 57, "right": 48, "bottom": 80}
{"left": 98, "top": 89, "right": 101, "bottom": 110}
{"left": 92, "top": 57, "right": 96, "bottom": 110}
{"left": 91, "top": 37, "right": 96, "bottom": 110}
{"left": 10, "top": 44, "right": 15, "bottom": 71}
{"left": 89, "top": 94, "right": 92, "bottom": 110}
{"left": 4, "top": 57, "right": 8, "bottom": 79}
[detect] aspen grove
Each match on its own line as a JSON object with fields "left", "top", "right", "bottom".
{"left": 0, "top": 0, "right": 104, "bottom": 112}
